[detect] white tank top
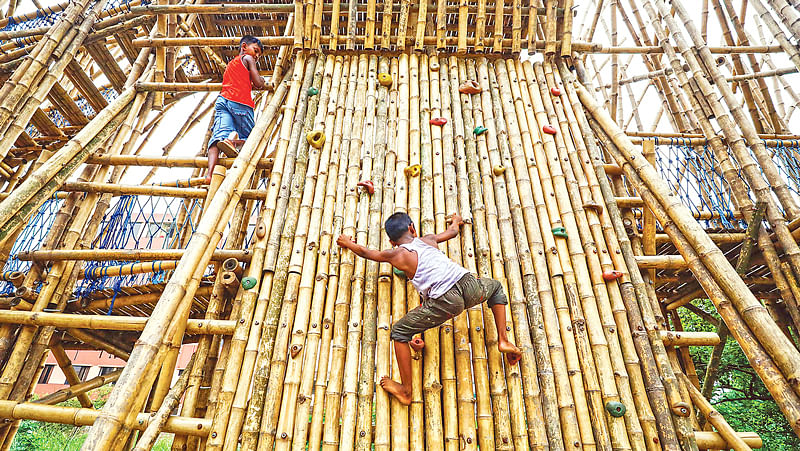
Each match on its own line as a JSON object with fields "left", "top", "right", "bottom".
{"left": 399, "top": 238, "right": 469, "bottom": 299}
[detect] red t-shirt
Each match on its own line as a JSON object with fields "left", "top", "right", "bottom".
{"left": 220, "top": 55, "right": 255, "bottom": 109}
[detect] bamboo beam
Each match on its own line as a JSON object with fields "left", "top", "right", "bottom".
{"left": 0, "top": 311, "right": 234, "bottom": 334}
{"left": 34, "top": 368, "right": 122, "bottom": 406}
{"left": 85, "top": 155, "right": 275, "bottom": 169}
{"left": 50, "top": 344, "right": 93, "bottom": 408}
{"left": 660, "top": 331, "right": 720, "bottom": 347}
{"left": 0, "top": 400, "right": 210, "bottom": 436}
{"left": 18, "top": 249, "right": 251, "bottom": 262}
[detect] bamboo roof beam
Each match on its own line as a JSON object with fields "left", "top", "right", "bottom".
{"left": 636, "top": 255, "right": 689, "bottom": 270}
{"left": 0, "top": 311, "right": 235, "bottom": 335}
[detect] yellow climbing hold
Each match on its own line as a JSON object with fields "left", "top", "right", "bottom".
{"left": 493, "top": 165, "right": 506, "bottom": 176}
{"left": 404, "top": 164, "right": 421, "bottom": 178}
{"left": 307, "top": 130, "right": 326, "bottom": 149}
{"left": 430, "top": 60, "right": 440, "bottom": 71}
{"left": 378, "top": 73, "right": 393, "bottom": 87}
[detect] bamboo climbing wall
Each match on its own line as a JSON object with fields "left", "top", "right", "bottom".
{"left": 2, "top": 0, "right": 800, "bottom": 449}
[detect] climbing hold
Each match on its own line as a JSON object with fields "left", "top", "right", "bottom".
{"left": 430, "top": 60, "right": 440, "bottom": 71}
{"left": 307, "top": 86, "right": 319, "bottom": 96}
{"left": 492, "top": 166, "right": 506, "bottom": 176}
{"left": 256, "top": 221, "right": 267, "bottom": 239}
{"left": 602, "top": 270, "right": 623, "bottom": 282}
{"left": 552, "top": 227, "right": 568, "bottom": 238}
{"left": 458, "top": 80, "right": 481, "bottom": 95}
{"left": 290, "top": 344, "right": 303, "bottom": 358}
{"left": 430, "top": 117, "right": 448, "bottom": 126}
{"left": 550, "top": 86, "right": 562, "bottom": 96}
{"left": 606, "top": 401, "right": 626, "bottom": 417}
{"left": 357, "top": 180, "right": 375, "bottom": 194}
{"left": 393, "top": 267, "right": 407, "bottom": 278}
{"left": 542, "top": 125, "right": 558, "bottom": 135}
{"left": 583, "top": 201, "right": 603, "bottom": 214}
{"left": 410, "top": 336, "right": 425, "bottom": 352}
{"left": 306, "top": 130, "right": 326, "bottom": 149}
{"left": 405, "top": 164, "right": 421, "bottom": 178}
{"left": 474, "top": 126, "right": 488, "bottom": 135}
{"left": 672, "top": 402, "right": 691, "bottom": 417}
{"left": 241, "top": 276, "right": 258, "bottom": 290}
{"left": 378, "top": 73, "right": 393, "bottom": 87}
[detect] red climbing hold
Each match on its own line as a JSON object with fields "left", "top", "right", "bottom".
{"left": 410, "top": 337, "right": 425, "bottom": 352}
{"left": 542, "top": 125, "right": 557, "bottom": 135}
{"left": 357, "top": 180, "right": 375, "bottom": 194}
{"left": 430, "top": 117, "right": 448, "bottom": 126}
{"left": 602, "top": 270, "right": 623, "bottom": 282}
{"left": 550, "top": 86, "right": 562, "bottom": 96}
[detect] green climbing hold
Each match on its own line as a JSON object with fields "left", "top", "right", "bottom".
{"left": 474, "top": 126, "right": 488, "bottom": 135}
{"left": 241, "top": 276, "right": 258, "bottom": 290}
{"left": 307, "top": 86, "right": 319, "bottom": 96}
{"left": 393, "top": 267, "right": 407, "bottom": 279}
{"left": 552, "top": 226, "right": 568, "bottom": 238}
{"left": 606, "top": 401, "right": 626, "bottom": 417}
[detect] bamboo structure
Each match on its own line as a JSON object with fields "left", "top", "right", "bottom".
{"left": 3, "top": 0, "right": 800, "bottom": 449}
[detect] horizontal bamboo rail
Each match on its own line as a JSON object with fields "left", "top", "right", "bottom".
{"left": 34, "top": 369, "right": 122, "bottom": 405}
{"left": 18, "top": 249, "right": 251, "bottom": 262}
{"left": 0, "top": 400, "right": 210, "bottom": 436}
{"left": 67, "top": 285, "right": 214, "bottom": 312}
{"left": 52, "top": 181, "right": 270, "bottom": 200}
{"left": 635, "top": 255, "right": 689, "bottom": 270}
{"left": 660, "top": 330, "right": 721, "bottom": 346}
{"left": 85, "top": 155, "right": 275, "bottom": 169}
{"left": 0, "top": 311, "right": 234, "bottom": 334}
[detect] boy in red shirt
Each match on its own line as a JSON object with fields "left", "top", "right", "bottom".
{"left": 337, "top": 212, "right": 522, "bottom": 405}
{"left": 205, "top": 35, "right": 269, "bottom": 184}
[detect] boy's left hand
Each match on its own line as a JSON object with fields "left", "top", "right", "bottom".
{"left": 336, "top": 234, "right": 354, "bottom": 248}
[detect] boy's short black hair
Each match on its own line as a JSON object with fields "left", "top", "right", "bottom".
{"left": 240, "top": 35, "right": 263, "bottom": 51}
{"left": 385, "top": 212, "right": 413, "bottom": 241}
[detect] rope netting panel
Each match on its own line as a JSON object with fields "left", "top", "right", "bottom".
{"left": 74, "top": 194, "right": 204, "bottom": 298}
{"left": 770, "top": 140, "right": 800, "bottom": 198}
{"left": 653, "top": 139, "right": 747, "bottom": 229}
{"left": 0, "top": 197, "right": 63, "bottom": 295}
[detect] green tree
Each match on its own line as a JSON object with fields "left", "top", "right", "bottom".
{"left": 681, "top": 299, "right": 800, "bottom": 450}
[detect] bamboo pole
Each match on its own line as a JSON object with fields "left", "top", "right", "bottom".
{"left": 437, "top": 55, "right": 477, "bottom": 451}
{"left": 559, "top": 61, "right": 683, "bottom": 450}
{"left": 50, "top": 344, "right": 93, "bottom": 408}
{"left": 459, "top": 58, "right": 515, "bottom": 450}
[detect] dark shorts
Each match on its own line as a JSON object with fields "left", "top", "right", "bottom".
{"left": 390, "top": 273, "right": 507, "bottom": 343}
{"left": 210, "top": 96, "right": 255, "bottom": 147}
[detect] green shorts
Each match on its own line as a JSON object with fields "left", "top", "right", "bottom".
{"left": 390, "top": 273, "right": 507, "bottom": 343}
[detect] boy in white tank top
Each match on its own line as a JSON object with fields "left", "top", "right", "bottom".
{"left": 337, "top": 212, "right": 522, "bottom": 406}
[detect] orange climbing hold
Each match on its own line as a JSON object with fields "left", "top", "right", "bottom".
{"left": 430, "top": 117, "right": 447, "bottom": 126}
{"left": 550, "top": 86, "right": 561, "bottom": 96}
{"left": 602, "top": 270, "right": 623, "bottom": 282}
{"left": 542, "top": 125, "right": 557, "bottom": 135}
{"left": 458, "top": 80, "right": 481, "bottom": 94}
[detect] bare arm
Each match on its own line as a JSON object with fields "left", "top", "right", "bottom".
{"left": 242, "top": 54, "right": 267, "bottom": 90}
{"left": 337, "top": 235, "right": 397, "bottom": 263}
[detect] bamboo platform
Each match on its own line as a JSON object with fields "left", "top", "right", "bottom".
{"left": 2, "top": 0, "right": 800, "bottom": 449}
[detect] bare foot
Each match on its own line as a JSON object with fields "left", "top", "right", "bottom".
{"left": 380, "top": 376, "right": 411, "bottom": 405}
{"left": 498, "top": 340, "right": 522, "bottom": 366}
